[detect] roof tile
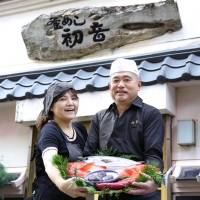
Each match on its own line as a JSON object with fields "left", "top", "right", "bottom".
{"left": 1, "top": 48, "right": 200, "bottom": 102}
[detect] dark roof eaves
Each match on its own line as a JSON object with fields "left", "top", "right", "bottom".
{"left": 1, "top": 47, "right": 200, "bottom": 82}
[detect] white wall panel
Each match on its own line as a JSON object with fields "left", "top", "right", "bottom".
{"left": 1, "top": 0, "right": 200, "bottom": 75}
{"left": 15, "top": 83, "right": 176, "bottom": 125}
{"left": 0, "top": 104, "right": 30, "bottom": 167}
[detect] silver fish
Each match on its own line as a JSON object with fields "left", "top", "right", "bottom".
{"left": 82, "top": 156, "right": 141, "bottom": 170}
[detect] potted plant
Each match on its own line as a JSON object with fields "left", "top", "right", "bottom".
{"left": 0, "top": 158, "right": 19, "bottom": 200}
{"left": 0, "top": 160, "right": 9, "bottom": 200}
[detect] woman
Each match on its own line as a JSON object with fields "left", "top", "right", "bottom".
{"left": 28, "top": 82, "right": 90, "bottom": 200}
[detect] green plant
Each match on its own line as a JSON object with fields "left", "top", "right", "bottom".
{"left": 0, "top": 159, "right": 8, "bottom": 200}
{"left": 95, "top": 146, "right": 138, "bottom": 160}
{"left": 0, "top": 158, "right": 19, "bottom": 200}
{"left": 51, "top": 155, "right": 96, "bottom": 195}
{"left": 135, "top": 161, "right": 163, "bottom": 185}
{"left": 51, "top": 154, "right": 68, "bottom": 180}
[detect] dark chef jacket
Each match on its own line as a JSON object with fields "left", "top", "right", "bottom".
{"left": 83, "top": 96, "right": 164, "bottom": 171}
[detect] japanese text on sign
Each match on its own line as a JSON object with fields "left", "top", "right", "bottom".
{"left": 47, "top": 16, "right": 110, "bottom": 48}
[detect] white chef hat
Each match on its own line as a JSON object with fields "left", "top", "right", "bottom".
{"left": 110, "top": 58, "right": 139, "bottom": 76}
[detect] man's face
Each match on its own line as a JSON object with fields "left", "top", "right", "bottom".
{"left": 109, "top": 71, "right": 141, "bottom": 105}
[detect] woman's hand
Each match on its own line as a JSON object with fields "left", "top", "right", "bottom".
{"left": 58, "top": 177, "right": 91, "bottom": 198}
{"left": 43, "top": 150, "right": 91, "bottom": 198}
{"left": 126, "top": 180, "right": 158, "bottom": 196}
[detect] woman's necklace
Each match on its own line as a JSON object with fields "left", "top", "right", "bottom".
{"left": 65, "top": 128, "right": 74, "bottom": 139}
{"left": 65, "top": 128, "right": 76, "bottom": 142}
{"left": 51, "top": 121, "right": 76, "bottom": 141}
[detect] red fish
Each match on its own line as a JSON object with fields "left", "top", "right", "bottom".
{"left": 67, "top": 161, "right": 107, "bottom": 177}
{"left": 116, "top": 164, "right": 146, "bottom": 178}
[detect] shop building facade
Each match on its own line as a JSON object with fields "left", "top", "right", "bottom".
{"left": 0, "top": 0, "right": 200, "bottom": 199}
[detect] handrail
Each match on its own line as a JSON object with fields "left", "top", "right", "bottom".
{"left": 169, "top": 166, "right": 181, "bottom": 183}
{"left": 5, "top": 167, "right": 27, "bottom": 188}
{"left": 197, "top": 173, "right": 200, "bottom": 183}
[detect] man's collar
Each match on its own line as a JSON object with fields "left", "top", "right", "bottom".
{"left": 108, "top": 96, "right": 143, "bottom": 111}
{"left": 131, "top": 96, "right": 143, "bottom": 108}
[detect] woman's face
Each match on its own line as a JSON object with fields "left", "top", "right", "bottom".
{"left": 50, "top": 90, "right": 79, "bottom": 123}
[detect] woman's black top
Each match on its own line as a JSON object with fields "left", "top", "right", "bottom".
{"left": 34, "top": 121, "right": 87, "bottom": 178}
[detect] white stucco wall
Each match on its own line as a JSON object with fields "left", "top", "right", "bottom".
{"left": 172, "top": 85, "right": 200, "bottom": 161}
{"left": 1, "top": 0, "right": 200, "bottom": 75}
{"left": 0, "top": 102, "right": 31, "bottom": 168}
{"left": 15, "top": 83, "right": 176, "bottom": 125}
{"left": 170, "top": 85, "right": 200, "bottom": 194}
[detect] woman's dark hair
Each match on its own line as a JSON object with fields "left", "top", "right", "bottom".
{"left": 36, "top": 89, "right": 78, "bottom": 132}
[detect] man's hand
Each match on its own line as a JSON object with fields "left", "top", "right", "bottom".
{"left": 126, "top": 180, "right": 158, "bottom": 195}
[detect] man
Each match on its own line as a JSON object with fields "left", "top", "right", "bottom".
{"left": 83, "top": 58, "right": 164, "bottom": 200}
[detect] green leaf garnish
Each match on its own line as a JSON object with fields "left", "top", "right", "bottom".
{"left": 136, "top": 161, "right": 163, "bottom": 185}
{"left": 95, "top": 146, "right": 138, "bottom": 161}
{"left": 51, "top": 154, "right": 68, "bottom": 180}
{"left": 51, "top": 155, "right": 97, "bottom": 195}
